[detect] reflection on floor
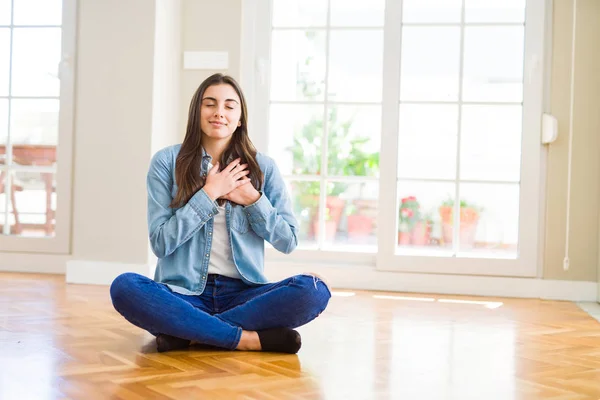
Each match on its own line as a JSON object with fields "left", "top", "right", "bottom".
{"left": 2, "top": 272, "right": 600, "bottom": 399}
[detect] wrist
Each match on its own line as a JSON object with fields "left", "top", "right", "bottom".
{"left": 203, "top": 185, "right": 218, "bottom": 201}
{"left": 246, "top": 191, "right": 261, "bottom": 206}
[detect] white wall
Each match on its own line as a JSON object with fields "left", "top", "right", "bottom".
{"left": 152, "top": 0, "right": 182, "bottom": 155}
{"left": 180, "top": 0, "right": 242, "bottom": 134}
{"left": 151, "top": 0, "right": 183, "bottom": 266}
{"left": 68, "top": 0, "right": 183, "bottom": 281}
{"left": 71, "top": 0, "right": 156, "bottom": 265}
{"left": 544, "top": 0, "right": 600, "bottom": 281}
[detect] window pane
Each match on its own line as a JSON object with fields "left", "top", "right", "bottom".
{"left": 269, "top": 104, "right": 324, "bottom": 176}
{"left": 0, "top": 0, "right": 11, "bottom": 25}
{"left": 459, "top": 183, "right": 519, "bottom": 256}
{"left": 462, "top": 27, "right": 524, "bottom": 102}
{"left": 0, "top": 28, "right": 9, "bottom": 96}
{"left": 328, "top": 30, "right": 383, "bottom": 102}
{"left": 10, "top": 99, "right": 58, "bottom": 146}
{"left": 400, "top": 27, "right": 460, "bottom": 101}
{"left": 330, "top": 0, "right": 385, "bottom": 27}
{"left": 272, "top": 0, "right": 327, "bottom": 28}
{"left": 13, "top": 0, "right": 62, "bottom": 25}
{"left": 460, "top": 105, "right": 522, "bottom": 182}
{"left": 270, "top": 30, "right": 326, "bottom": 102}
{"left": 465, "top": 0, "right": 526, "bottom": 23}
{"left": 328, "top": 105, "right": 380, "bottom": 178}
{"left": 9, "top": 170, "right": 56, "bottom": 237}
{"left": 398, "top": 104, "right": 458, "bottom": 180}
{"left": 288, "top": 179, "right": 320, "bottom": 248}
{"left": 397, "top": 181, "right": 455, "bottom": 250}
{"left": 402, "top": 0, "right": 462, "bottom": 23}
{"left": 329, "top": 181, "right": 378, "bottom": 250}
{"left": 11, "top": 28, "right": 61, "bottom": 97}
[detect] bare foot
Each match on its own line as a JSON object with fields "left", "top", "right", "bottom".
{"left": 235, "top": 328, "right": 302, "bottom": 354}
{"left": 235, "top": 330, "right": 262, "bottom": 351}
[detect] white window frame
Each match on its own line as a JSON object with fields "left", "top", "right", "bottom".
{"left": 241, "top": 0, "right": 549, "bottom": 277}
{"left": 0, "top": 0, "right": 76, "bottom": 254}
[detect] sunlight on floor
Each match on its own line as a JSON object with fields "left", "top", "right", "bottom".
{"left": 332, "top": 291, "right": 504, "bottom": 308}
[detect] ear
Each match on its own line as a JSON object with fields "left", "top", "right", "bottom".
{"left": 237, "top": 121, "right": 242, "bottom": 127}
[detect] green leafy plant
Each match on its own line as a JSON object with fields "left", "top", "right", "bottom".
{"left": 398, "top": 196, "right": 422, "bottom": 232}
{"left": 288, "top": 107, "right": 380, "bottom": 198}
{"left": 440, "top": 197, "right": 482, "bottom": 212}
{"left": 288, "top": 32, "right": 380, "bottom": 238}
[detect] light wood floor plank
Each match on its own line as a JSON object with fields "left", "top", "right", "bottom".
{"left": 2, "top": 272, "right": 600, "bottom": 399}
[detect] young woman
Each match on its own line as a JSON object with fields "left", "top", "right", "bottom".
{"left": 109, "top": 73, "right": 331, "bottom": 354}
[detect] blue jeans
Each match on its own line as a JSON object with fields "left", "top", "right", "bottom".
{"left": 110, "top": 272, "right": 331, "bottom": 350}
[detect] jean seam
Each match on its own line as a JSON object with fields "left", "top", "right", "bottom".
{"left": 213, "top": 314, "right": 242, "bottom": 350}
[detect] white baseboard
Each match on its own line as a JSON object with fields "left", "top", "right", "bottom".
{"left": 5, "top": 257, "right": 594, "bottom": 302}
{"left": 66, "top": 260, "right": 154, "bottom": 285}
{"left": 265, "top": 262, "right": 598, "bottom": 302}
{"left": 0, "top": 252, "right": 69, "bottom": 274}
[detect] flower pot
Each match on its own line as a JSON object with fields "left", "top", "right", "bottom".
{"left": 411, "top": 221, "right": 432, "bottom": 246}
{"left": 313, "top": 220, "right": 337, "bottom": 241}
{"left": 308, "top": 196, "right": 345, "bottom": 238}
{"left": 397, "top": 231, "right": 411, "bottom": 245}
{"left": 439, "top": 206, "right": 480, "bottom": 247}
{"left": 398, "top": 222, "right": 432, "bottom": 246}
{"left": 326, "top": 196, "right": 346, "bottom": 225}
{"left": 347, "top": 214, "right": 373, "bottom": 238}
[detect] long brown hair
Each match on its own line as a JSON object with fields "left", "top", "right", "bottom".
{"left": 170, "top": 73, "right": 263, "bottom": 208}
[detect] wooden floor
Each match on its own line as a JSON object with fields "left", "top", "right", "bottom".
{"left": 2, "top": 273, "right": 600, "bottom": 400}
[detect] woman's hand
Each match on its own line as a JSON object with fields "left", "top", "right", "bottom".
{"left": 222, "top": 180, "right": 261, "bottom": 206}
{"left": 203, "top": 158, "right": 250, "bottom": 201}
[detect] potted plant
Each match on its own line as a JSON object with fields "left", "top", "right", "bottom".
{"left": 397, "top": 196, "right": 432, "bottom": 246}
{"left": 290, "top": 46, "right": 380, "bottom": 241}
{"left": 346, "top": 203, "right": 374, "bottom": 239}
{"left": 311, "top": 207, "right": 338, "bottom": 242}
{"left": 289, "top": 107, "right": 379, "bottom": 241}
{"left": 438, "top": 197, "right": 481, "bottom": 247}
{"left": 412, "top": 212, "right": 433, "bottom": 246}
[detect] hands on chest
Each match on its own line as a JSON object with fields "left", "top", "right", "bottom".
{"left": 203, "top": 158, "right": 261, "bottom": 206}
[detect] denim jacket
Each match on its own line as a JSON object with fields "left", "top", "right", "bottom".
{"left": 147, "top": 144, "right": 298, "bottom": 295}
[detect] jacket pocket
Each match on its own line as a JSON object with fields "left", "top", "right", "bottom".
{"left": 231, "top": 207, "right": 250, "bottom": 233}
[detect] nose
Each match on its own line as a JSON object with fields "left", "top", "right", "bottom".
{"left": 214, "top": 105, "right": 225, "bottom": 117}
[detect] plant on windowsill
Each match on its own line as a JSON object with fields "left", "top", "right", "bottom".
{"left": 289, "top": 106, "right": 379, "bottom": 240}
{"left": 290, "top": 44, "right": 379, "bottom": 241}
{"left": 438, "top": 197, "right": 482, "bottom": 248}
{"left": 345, "top": 203, "right": 374, "bottom": 240}
{"left": 397, "top": 196, "right": 432, "bottom": 246}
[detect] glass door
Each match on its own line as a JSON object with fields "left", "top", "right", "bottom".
{"left": 377, "top": 0, "right": 545, "bottom": 276}
{"left": 0, "top": 0, "right": 75, "bottom": 253}
{"left": 252, "top": 0, "right": 546, "bottom": 277}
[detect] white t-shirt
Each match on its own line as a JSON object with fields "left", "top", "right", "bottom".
{"left": 207, "top": 205, "right": 242, "bottom": 279}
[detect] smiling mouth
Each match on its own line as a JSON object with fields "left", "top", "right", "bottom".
{"left": 209, "top": 121, "right": 226, "bottom": 126}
